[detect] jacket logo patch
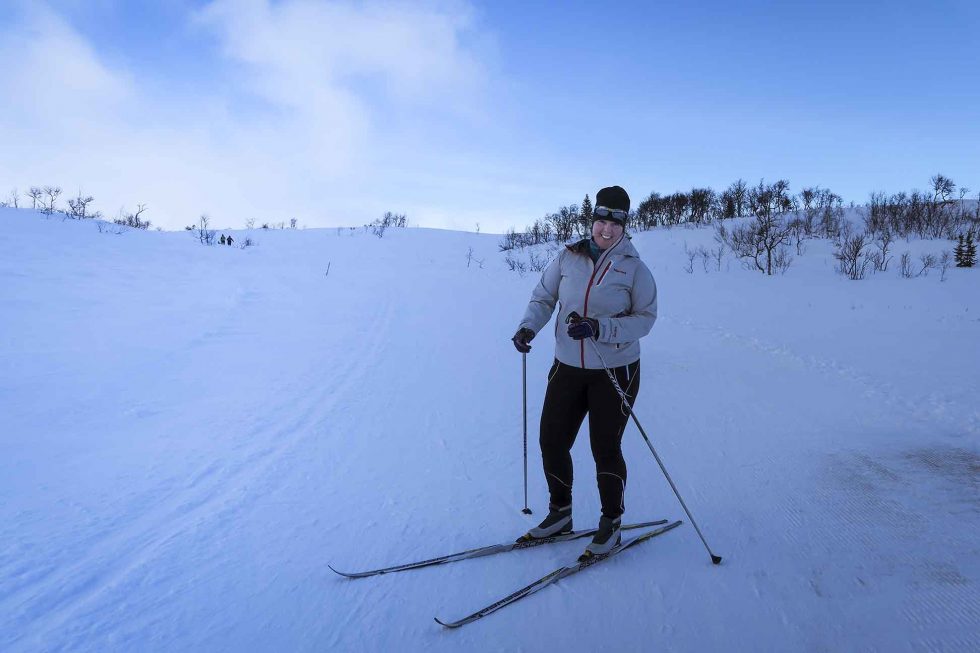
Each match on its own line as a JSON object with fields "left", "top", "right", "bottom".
{"left": 612, "top": 268, "right": 627, "bottom": 274}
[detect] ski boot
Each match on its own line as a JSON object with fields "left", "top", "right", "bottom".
{"left": 516, "top": 504, "right": 572, "bottom": 542}
{"left": 579, "top": 515, "right": 621, "bottom": 560}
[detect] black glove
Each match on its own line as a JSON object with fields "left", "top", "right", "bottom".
{"left": 512, "top": 327, "right": 535, "bottom": 353}
{"left": 566, "top": 313, "right": 599, "bottom": 341}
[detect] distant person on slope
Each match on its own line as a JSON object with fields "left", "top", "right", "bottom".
{"left": 511, "top": 185, "right": 658, "bottom": 558}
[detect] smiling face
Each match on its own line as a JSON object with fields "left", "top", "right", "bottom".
{"left": 591, "top": 219, "right": 624, "bottom": 250}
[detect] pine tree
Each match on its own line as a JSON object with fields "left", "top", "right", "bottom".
{"left": 575, "top": 194, "right": 593, "bottom": 239}
{"left": 581, "top": 194, "right": 593, "bottom": 224}
{"left": 955, "top": 234, "right": 967, "bottom": 267}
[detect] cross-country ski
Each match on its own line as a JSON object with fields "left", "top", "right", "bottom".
{"left": 434, "top": 521, "right": 683, "bottom": 628}
{"left": 329, "top": 519, "right": 668, "bottom": 578}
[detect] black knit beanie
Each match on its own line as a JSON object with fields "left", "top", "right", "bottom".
{"left": 595, "top": 186, "right": 630, "bottom": 224}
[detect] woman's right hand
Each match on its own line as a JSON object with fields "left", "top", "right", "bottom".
{"left": 512, "top": 327, "right": 535, "bottom": 353}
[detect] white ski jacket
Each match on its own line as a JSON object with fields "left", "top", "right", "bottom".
{"left": 518, "top": 234, "right": 657, "bottom": 369}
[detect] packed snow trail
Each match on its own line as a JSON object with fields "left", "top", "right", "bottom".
{"left": 0, "top": 209, "right": 977, "bottom": 651}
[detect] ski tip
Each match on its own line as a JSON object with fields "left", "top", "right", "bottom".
{"left": 434, "top": 617, "right": 457, "bottom": 629}
{"left": 328, "top": 565, "right": 356, "bottom": 578}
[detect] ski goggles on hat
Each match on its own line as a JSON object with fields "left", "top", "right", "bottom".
{"left": 594, "top": 206, "right": 628, "bottom": 222}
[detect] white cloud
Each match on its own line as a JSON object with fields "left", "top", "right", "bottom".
{"left": 197, "top": 0, "right": 483, "bottom": 104}
{"left": 0, "top": 0, "right": 495, "bottom": 229}
{"left": 0, "top": 4, "right": 132, "bottom": 124}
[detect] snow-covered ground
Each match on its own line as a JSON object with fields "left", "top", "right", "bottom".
{"left": 1, "top": 207, "right": 977, "bottom": 652}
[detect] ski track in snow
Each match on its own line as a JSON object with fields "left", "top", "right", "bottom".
{"left": 669, "top": 314, "right": 980, "bottom": 438}
{"left": 1, "top": 224, "right": 401, "bottom": 650}
{"left": 12, "top": 296, "right": 394, "bottom": 648}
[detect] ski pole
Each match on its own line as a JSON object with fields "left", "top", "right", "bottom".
{"left": 521, "top": 352, "right": 532, "bottom": 515}
{"left": 576, "top": 325, "right": 721, "bottom": 565}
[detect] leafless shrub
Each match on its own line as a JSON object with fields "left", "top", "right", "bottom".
{"left": 465, "top": 247, "right": 485, "bottom": 269}
{"left": 866, "top": 175, "right": 971, "bottom": 240}
{"left": 717, "top": 222, "right": 761, "bottom": 272}
{"left": 716, "top": 208, "right": 792, "bottom": 275}
{"left": 66, "top": 191, "right": 100, "bottom": 219}
{"left": 41, "top": 186, "right": 62, "bottom": 215}
{"left": 799, "top": 187, "right": 817, "bottom": 225}
{"left": 866, "top": 229, "right": 893, "bottom": 272}
{"left": 499, "top": 229, "right": 520, "bottom": 251}
{"left": 787, "top": 216, "right": 809, "bottom": 255}
{"left": 197, "top": 214, "right": 217, "bottom": 245}
{"left": 749, "top": 179, "right": 795, "bottom": 218}
{"left": 773, "top": 247, "right": 793, "bottom": 274}
{"left": 835, "top": 231, "right": 870, "bottom": 280}
{"left": 688, "top": 187, "right": 716, "bottom": 225}
{"left": 240, "top": 237, "right": 255, "bottom": 249}
{"left": 543, "top": 204, "right": 582, "bottom": 241}
{"left": 96, "top": 221, "right": 125, "bottom": 235}
{"left": 499, "top": 218, "right": 554, "bottom": 251}
{"left": 718, "top": 179, "right": 748, "bottom": 219}
{"left": 939, "top": 251, "right": 952, "bottom": 281}
{"left": 682, "top": 243, "right": 718, "bottom": 273}
{"left": 918, "top": 253, "right": 937, "bottom": 276}
{"left": 504, "top": 251, "right": 527, "bottom": 275}
{"left": 369, "top": 211, "right": 407, "bottom": 238}
{"left": 899, "top": 251, "right": 915, "bottom": 278}
{"left": 528, "top": 250, "right": 551, "bottom": 272}
{"left": 683, "top": 244, "right": 698, "bottom": 273}
{"left": 700, "top": 247, "right": 712, "bottom": 272}
{"left": 931, "top": 174, "right": 956, "bottom": 203}
{"left": 28, "top": 187, "right": 43, "bottom": 210}
{"left": 114, "top": 204, "right": 150, "bottom": 230}
{"left": 710, "top": 245, "right": 725, "bottom": 271}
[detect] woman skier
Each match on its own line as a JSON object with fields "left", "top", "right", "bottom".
{"left": 512, "top": 185, "right": 658, "bottom": 558}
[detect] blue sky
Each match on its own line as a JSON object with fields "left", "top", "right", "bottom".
{"left": 1, "top": 0, "right": 978, "bottom": 231}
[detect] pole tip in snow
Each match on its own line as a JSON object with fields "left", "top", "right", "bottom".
{"left": 711, "top": 555, "right": 723, "bottom": 565}
{"left": 522, "top": 508, "right": 533, "bottom": 515}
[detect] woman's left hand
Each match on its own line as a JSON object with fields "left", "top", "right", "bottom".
{"left": 567, "top": 316, "right": 599, "bottom": 341}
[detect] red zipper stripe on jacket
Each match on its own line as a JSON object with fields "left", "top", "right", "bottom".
{"left": 596, "top": 261, "right": 613, "bottom": 287}
{"left": 580, "top": 245, "right": 616, "bottom": 367}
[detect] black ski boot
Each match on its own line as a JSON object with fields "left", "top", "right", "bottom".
{"left": 517, "top": 504, "right": 572, "bottom": 542}
{"left": 580, "top": 515, "right": 621, "bottom": 559}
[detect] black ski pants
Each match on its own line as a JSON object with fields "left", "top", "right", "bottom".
{"left": 539, "top": 358, "right": 640, "bottom": 519}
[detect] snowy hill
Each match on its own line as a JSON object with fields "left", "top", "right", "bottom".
{"left": 1, "top": 207, "right": 977, "bottom": 652}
